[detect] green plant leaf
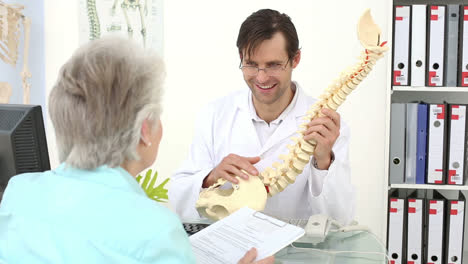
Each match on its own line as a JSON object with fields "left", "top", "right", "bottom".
{"left": 137, "top": 169, "right": 169, "bottom": 203}
{"left": 136, "top": 175, "right": 142, "bottom": 182}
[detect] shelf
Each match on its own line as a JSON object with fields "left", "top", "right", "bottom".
{"left": 392, "top": 86, "right": 468, "bottom": 92}
{"left": 390, "top": 89, "right": 468, "bottom": 104}
{"left": 390, "top": 184, "right": 468, "bottom": 190}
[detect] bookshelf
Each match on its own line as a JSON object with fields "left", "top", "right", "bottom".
{"left": 384, "top": 1, "right": 468, "bottom": 264}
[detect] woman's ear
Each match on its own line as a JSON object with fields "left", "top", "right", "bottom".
{"left": 140, "top": 119, "right": 152, "bottom": 147}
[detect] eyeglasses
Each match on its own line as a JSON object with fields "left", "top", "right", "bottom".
{"left": 239, "top": 59, "right": 290, "bottom": 77}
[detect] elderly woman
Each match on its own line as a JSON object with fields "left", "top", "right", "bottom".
{"left": 0, "top": 37, "right": 272, "bottom": 264}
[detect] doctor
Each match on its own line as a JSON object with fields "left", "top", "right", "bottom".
{"left": 169, "top": 9, "right": 356, "bottom": 224}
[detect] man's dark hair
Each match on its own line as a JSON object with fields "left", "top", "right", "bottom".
{"left": 236, "top": 9, "right": 299, "bottom": 62}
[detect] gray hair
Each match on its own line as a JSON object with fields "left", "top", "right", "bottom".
{"left": 49, "top": 36, "right": 165, "bottom": 169}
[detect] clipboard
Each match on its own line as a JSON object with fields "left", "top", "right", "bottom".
{"left": 189, "top": 207, "right": 305, "bottom": 263}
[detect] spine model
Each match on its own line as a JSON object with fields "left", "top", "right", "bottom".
{"left": 262, "top": 38, "right": 388, "bottom": 197}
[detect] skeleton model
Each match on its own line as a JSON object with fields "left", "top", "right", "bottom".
{"left": 0, "top": 1, "right": 31, "bottom": 104}
{"left": 86, "top": 0, "right": 101, "bottom": 40}
{"left": 196, "top": 9, "right": 389, "bottom": 221}
{"left": 0, "top": 82, "right": 12, "bottom": 103}
{"left": 111, "top": 0, "right": 148, "bottom": 47}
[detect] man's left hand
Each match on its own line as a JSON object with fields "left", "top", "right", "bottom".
{"left": 303, "top": 108, "right": 340, "bottom": 170}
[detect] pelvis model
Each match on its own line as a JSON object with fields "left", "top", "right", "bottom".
{"left": 196, "top": 9, "right": 389, "bottom": 221}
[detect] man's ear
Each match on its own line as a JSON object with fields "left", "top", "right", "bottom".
{"left": 292, "top": 50, "right": 301, "bottom": 69}
{"left": 140, "top": 119, "right": 152, "bottom": 147}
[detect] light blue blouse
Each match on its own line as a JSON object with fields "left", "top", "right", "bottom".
{"left": 0, "top": 164, "right": 195, "bottom": 264}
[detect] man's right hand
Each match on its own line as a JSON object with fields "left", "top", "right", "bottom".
{"left": 202, "top": 154, "right": 260, "bottom": 188}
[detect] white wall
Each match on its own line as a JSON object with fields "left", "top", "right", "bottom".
{"left": 45, "top": 0, "right": 390, "bottom": 239}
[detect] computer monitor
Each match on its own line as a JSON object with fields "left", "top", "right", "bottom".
{"left": 0, "top": 104, "right": 50, "bottom": 199}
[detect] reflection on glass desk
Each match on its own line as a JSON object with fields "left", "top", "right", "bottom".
{"left": 274, "top": 230, "right": 387, "bottom": 264}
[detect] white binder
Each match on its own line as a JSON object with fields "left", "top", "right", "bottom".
{"left": 426, "top": 199, "right": 445, "bottom": 264}
{"left": 407, "top": 198, "right": 424, "bottom": 264}
{"left": 393, "top": 6, "right": 411, "bottom": 86}
{"left": 461, "top": 6, "right": 468, "bottom": 86}
{"left": 411, "top": 5, "right": 427, "bottom": 87}
{"left": 427, "top": 5, "right": 446, "bottom": 87}
{"left": 447, "top": 105, "right": 467, "bottom": 185}
{"left": 388, "top": 197, "right": 406, "bottom": 264}
{"left": 446, "top": 200, "right": 465, "bottom": 264}
{"left": 427, "top": 104, "right": 446, "bottom": 184}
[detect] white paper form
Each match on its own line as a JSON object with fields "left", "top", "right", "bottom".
{"left": 190, "top": 207, "right": 305, "bottom": 264}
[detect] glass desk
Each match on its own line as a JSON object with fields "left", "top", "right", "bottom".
{"left": 182, "top": 218, "right": 387, "bottom": 264}
{"left": 274, "top": 230, "right": 387, "bottom": 264}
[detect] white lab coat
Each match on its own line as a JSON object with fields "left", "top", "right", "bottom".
{"left": 169, "top": 83, "right": 356, "bottom": 224}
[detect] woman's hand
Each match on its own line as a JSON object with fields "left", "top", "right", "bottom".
{"left": 238, "top": 248, "right": 275, "bottom": 264}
